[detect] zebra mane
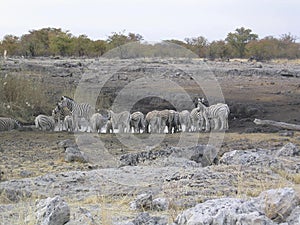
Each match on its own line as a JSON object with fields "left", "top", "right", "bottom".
{"left": 61, "top": 96, "right": 74, "bottom": 102}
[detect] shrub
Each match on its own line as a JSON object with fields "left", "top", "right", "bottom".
{"left": 0, "top": 75, "right": 53, "bottom": 123}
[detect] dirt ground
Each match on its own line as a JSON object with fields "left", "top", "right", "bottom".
{"left": 1, "top": 130, "right": 300, "bottom": 181}
{"left": 1, "top": 58, "right": 300, "bottom": 181}
{"left": 1, "top": 59, "right": 300, "bottom": 225}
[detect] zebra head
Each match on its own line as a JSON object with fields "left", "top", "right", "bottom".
{"left": 60, "top": 96, "right": 74, "bottom": 110}
{"left": 52, "top": 109, "right": 56, "bottom": 117}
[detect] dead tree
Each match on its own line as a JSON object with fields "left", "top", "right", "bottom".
{"left": 254, "top": 118, "right": 300, "bottom": 131}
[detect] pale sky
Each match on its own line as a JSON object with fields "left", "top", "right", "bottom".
{"left": 0, "top": 0, "right": 299, "bottom": 42}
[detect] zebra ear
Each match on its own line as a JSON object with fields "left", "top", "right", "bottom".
{"left": 61, "top": 96, "right": 65, "bottom": 101}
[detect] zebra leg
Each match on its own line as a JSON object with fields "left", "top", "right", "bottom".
{"left": 204, "top": 115, "right": 210, "bottom": 132}
{"left": 212, "top": 118, "right": 218, "bottom": 130}
{"left": 74, "top": 116, "right": 80, "bottom": 132}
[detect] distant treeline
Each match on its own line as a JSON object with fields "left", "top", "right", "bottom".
{"left": 0, "top": 27, "right": 299, "bottom": 60}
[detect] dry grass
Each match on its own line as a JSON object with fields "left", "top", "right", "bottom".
{"left": 271, "top": 58, "right": 300, "bottom": 65}
{"left": 0, "top": 75, "right": 53, "bottom": 123}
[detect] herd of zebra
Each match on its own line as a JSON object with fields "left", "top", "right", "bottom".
{"left": 0, "top": 96, "right": 230, "bottom": 133}
{"left": 33, "top": 96, "right": 230, "bottom": 134}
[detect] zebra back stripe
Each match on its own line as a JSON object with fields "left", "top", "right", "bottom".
{"left": 0, "top": 117, "right": 21, "bottom": 131}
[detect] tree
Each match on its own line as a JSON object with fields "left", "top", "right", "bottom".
{"left": 208, "top": 40, "right": 231, "bottom": 60}
{"left": 184, "top": 36, "right": 208, "bottom": 58}
{"left": 107, "top": 31, "right": 144, "bottom": 58}
{"left": 71, "top": 35, "right": 92, "bottom": 57}
{"left": 226, "top": 27, "right": 258, "bottom": 58}
{"left": 49, "top": 33, "right": 72, "bottom": 56}
{"left": 278, "top": 33, "right": 299, "bottom": 59}
{"left": 246, "top": 36, "right": 280, "bottom": 60}
{"left": 0, "top": 35, "right": 20, "bottom": 56}
{"left": 92, "top": 40, "right": 107, "bottom": 57}
{"left": 20, "top": 28, "right": 72, "bottom": 57}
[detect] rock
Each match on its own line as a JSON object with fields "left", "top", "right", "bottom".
{"left": 277, "top": 142, "right": 299, "bottom": 157}
{"left": 280, "top": 69, "right": 295, "bottom": 77}
{"left": 153, "top": 198, "right": 168, "bottom": 211}
{"left": 20, "top": 170, "right": 34, "bottom": 178}
{"left": 286, "top": 206, "right": 300, "bottom": 225}
{"left": 120, "top": 144, "right": 218, "bottom": 167}
{"left": 131, "top": 212, "right": 168, "bottom": 225}
{"left": 130, "top": 193, "right": 153, "bottom": 210}
{"left": 254, "top": 188, "right": 300, "bottom": 223}
{"left": 35, "top": 196, "right": 70, "bottom": 225}
{"left": 220, "top": 149, "right": 273, "bottom": 166}
{"left": 174, "top": 188, "right": 299, "bottom": 225}
{"left": 65, "top": 147, "right": 88, "bottom": 163}
{"left": 188, "top": 145, "right": 219, "bottom": 166}
{"left": 57, "top": 139, "right": 77, "bottom": 151}
{"left": 174, "top": 197, "right": 275, "bottom": 225}
{"left": 278, "top": 130, "right": 294, "bottom": 137}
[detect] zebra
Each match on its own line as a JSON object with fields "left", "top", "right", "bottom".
{"left": 60, "top": 96, "right": 93, "bottom": 132}
{"left": 0, "top": 117, "right": 21, "bottom": 132}
{"left": 190, "top": 107, "right": 204, "bottom": 132}
{"left": 106, "top": 119, "right": 113, "bottom": 133}
{"left": 130, "top": 111, "right": 145, "bottom": 133}
{"left": 90, "top": 113, "right": 108, "bottom": 133}
{"left": 64, "top": 115, "right": 74, "bottom": 132}
{"left": 145, "top": 110, "right": 160, "bottom": 133}
{"left": 193, "top": 96, "right": 209, "bottom": 108}
{"left": 35, "top": 115, "right": 55, "bottom": 131}
{"left": 52, "top": 103, "right": 72, "bottom": 131}
{"left": 107, "top": 110, "right": 130, "bottom": 133}
{"left": 157, "top": 109, "right": 170, "bottom": 133}
{"left": 179, "top": 110, "right": 191, "bottom": 132}
{"left": 197, "top": 101, "right": 230, "bottom": 131}
{"left": 209, "top": 103, "right": 230, "bottom": 131}
{"left": 167, "top": 110, "right": 180, "bottom": 133}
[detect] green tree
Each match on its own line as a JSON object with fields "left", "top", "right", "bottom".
{"left": 20, "top": 28, "right": 72, "bottom": 56}
{"left": 226, "top": 27, "right": 258, "bottom": 58}
{"left": 71, "top": 35, "right": 92, "bottom": 57}
{"left": 49, "top": 32, "right": 72, "bottom": 56}
{"left": 0, "top": 35, "right": 20, "bottom": 56}
{"left": 91, "top": 40, "right": 107, "bottom": 57}
{"left": 184, "top": 36, "right": 208, "bottom": 58}
{"left": 107, "top": 31, "right": 143, "bottom": 58}
{"left": 208, "top": 40, "right": 231, "bottom": 60}
{"left": 246, "top": 36, "right": 280, "bottom": 60}
{"left": 165, "top": 39, "right": 187, "bottom": 48}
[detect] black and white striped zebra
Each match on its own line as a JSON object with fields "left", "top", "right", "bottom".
{"left": 190, "top": 107, "right": 204, "bottom": 132}
{"left": 179, "top": 110, "right": 191, "bottom": 132}
{"left": 197, "top": 100, "right": 230, "bottom": 131}
{"left": 52, "top": 103, "right": 72, "bottom": 131}
{"left": 157, "top": 109, "right": 170, "bottom": 133}
{"left": 35, "top": 115, "right": 55, "bottom": 131}
{"left": 106, "top": 120, "right": 113, "bottom": 133}
{"left": 130, "top": 111, "right": 145, "bottom": 133}
{"left": 0, "top": 117, "right": 21, "bottom": 132}
{"left": 145, "top": 110, "right": 160, "bottom": 133}
{"left": 64, "top": 115, "right": 74, "bottom": 132}
{"left": 60, "top": 96, "right": 93, "bottom": 132}
{"left": 90, "top": 113, "right": 108, "bottom": 133}
{"left": 107, "top": 110, "right": 130, "bottom": 133}
{"left": 167, "top": 110, "right": 180, "bottom": 134}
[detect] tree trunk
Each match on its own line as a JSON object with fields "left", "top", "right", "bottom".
{"left": 253, "top": 118, "right": 300, "bottom": 131}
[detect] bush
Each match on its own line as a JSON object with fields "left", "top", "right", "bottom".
{"left": 0, "top": 75, "right": 53, "bottom": 123}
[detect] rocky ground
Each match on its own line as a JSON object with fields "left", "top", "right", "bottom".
{"left": 0, "top": 57, "right": 300, "bottom": 224}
